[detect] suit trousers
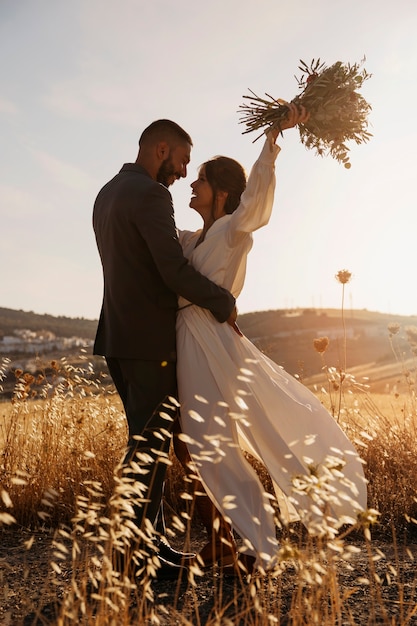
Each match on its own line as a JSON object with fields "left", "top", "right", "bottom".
{"left": 106, "top": 357, "right": 178, "bottom": 534}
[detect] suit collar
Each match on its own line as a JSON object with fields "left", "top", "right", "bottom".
{"left": 120, "top": 163, "right": 151, "bottom": 178}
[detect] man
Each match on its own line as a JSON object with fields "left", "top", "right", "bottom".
{"left": 93, "top": 119, "right": 237, "bottom": 580}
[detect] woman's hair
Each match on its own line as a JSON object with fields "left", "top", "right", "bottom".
{"left": 203, "top": 156, "right": 247, "bottom": 215}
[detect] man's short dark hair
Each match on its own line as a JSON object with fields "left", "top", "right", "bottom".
{"left": 139, "top": 119, "right": 193, "bottom": 148}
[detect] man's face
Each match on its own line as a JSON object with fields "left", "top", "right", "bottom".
{"left": 157, "top": 142, "right": 191, "bottom": 187}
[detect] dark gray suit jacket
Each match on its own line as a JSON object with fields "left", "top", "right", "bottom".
{"left": 93, "top": 163, "right": 235, "bottom": 361}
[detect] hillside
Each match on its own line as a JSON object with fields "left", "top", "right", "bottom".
{"left": 238, "top": 307, "right": 417, "bottom": 393}
{"left": 0, "top": 307, "right": 97, "bottom": 340}
{"left": 1, "top": 306, "right": 417, "bottom": 395}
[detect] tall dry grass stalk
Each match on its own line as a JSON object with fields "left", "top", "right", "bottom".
{"left": 1, "top": 329, "right": 417, "bottom": 624}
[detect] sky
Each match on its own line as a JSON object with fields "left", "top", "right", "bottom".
{"left": 1, "top": 0, "right": 416, "bottom": 321}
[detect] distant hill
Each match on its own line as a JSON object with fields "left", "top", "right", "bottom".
{"left": 237, "top": 307, "right": 417, "bottom": 393}
{"left": 1, "top": 306, "right": 417, "bottom": 395}
{"left": 0, "top": 307, "right": 97, "bottom": 340}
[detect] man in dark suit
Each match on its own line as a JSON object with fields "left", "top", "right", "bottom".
{"left": 93, "top": 119, "right": 237, "bottom": 579}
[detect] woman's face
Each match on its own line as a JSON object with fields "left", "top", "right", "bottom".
{"left": 189, "top": 166, "right": 214, "bottom": 216}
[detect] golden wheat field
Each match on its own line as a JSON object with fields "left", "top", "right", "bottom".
{"left": 1, "top": 340, "right": 417, "bottom": 625}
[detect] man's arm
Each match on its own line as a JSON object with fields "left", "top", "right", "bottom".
{"left": 139, "top": 185, "right": 235, "bottom": 323}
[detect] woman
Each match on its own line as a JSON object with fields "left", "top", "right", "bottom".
{"left": 175, "top": 105, "right": 367, "bottom": 574}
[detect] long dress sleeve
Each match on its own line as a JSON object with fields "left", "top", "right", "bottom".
{"left": 226, "top": 134, "right": 280, "bottom": 248}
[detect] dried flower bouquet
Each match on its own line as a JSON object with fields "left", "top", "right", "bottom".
{"left": 239, "top": 58, "right": 372, "bottom": 168}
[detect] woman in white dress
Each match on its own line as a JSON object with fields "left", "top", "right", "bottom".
{"left": 175, "top": 105, "right": 367, "bottom": 573}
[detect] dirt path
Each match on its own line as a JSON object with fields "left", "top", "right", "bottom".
{"left": 1, "top": 528, "right": 417, "bottom": 625}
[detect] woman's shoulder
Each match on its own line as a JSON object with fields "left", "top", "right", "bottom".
{"left": 179, "top": 228, "right": 200, "bottom": 246}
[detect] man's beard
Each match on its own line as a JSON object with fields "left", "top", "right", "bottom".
{"left": 157, "top": 157, "right": 179, "bottom": 187}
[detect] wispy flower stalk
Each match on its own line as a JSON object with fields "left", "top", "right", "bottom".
{"left": 335, "top": 270, "right": 352, "bottom": 421}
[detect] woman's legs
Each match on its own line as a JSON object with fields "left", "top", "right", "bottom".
{"left": 173, "top": 418, "right": 237, "bottom": 567}
{"left": 179, "top": 394, "right": 279, "bottom": 570}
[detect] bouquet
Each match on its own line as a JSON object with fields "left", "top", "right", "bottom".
{"left": 238, "top": 58, "right": 372, "bottom": 168}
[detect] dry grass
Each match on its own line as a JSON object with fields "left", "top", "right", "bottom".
{"left": 0, "top": 355, "right": 125, "bottom": 528}
{"left": 1, "top": 331, "right": 417, "bottom": 624}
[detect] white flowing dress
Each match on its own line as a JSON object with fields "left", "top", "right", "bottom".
{"left": 177, "top": 136, "right": 367, "bottom": 569}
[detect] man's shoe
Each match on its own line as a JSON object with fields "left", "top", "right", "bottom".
{"left": 112, "top": 550, "right": 188, "bottom": 581}
{"left": 153, "top": 555, "right": 189, "bottom": 580}
{"left": 158, "top": 541, "right": 196, "bottom": 566}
